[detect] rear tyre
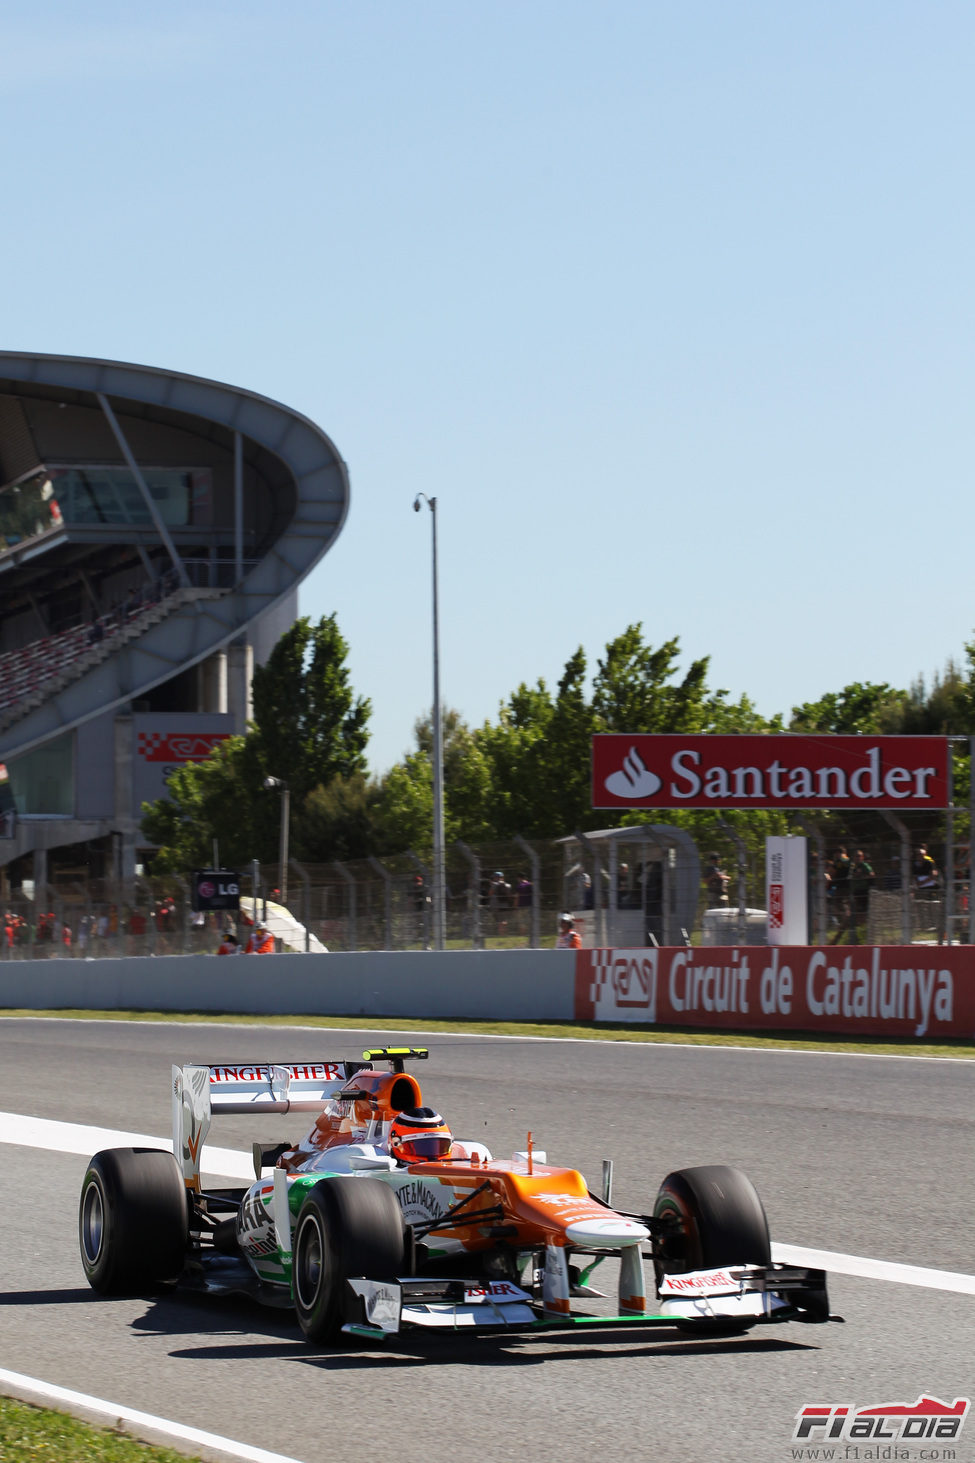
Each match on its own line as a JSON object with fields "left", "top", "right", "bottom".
{"left": 79, "top": 1148, "right": 188, "bottom": 1295}
{"left": 653, "top": 1164, "right": 770, "bottom": 1333}
{"left": 293, "top": 1177, "right": 405, "bottom": 1344}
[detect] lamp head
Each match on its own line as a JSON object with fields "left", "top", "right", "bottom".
{"left": 413, "top": 497, "right": 421, "bottom": 512}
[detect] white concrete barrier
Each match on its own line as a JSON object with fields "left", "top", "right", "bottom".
{"left": 0, "top": 949, "right": 578, "bottom": 1022}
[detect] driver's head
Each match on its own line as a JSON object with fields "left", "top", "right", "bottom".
{"left": 389, "top": 1107, "right": 452, "bottom": 1164}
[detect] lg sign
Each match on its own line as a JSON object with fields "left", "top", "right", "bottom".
{"left": 592, "top": 735, "right": 950, "bottom": 810}
{"left": 192, "top": 870, "right": 241, "bottom": 912}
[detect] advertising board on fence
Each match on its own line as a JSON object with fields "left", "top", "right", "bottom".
{"left": 592, "top": 734, "right": 950, "bottom": 810}
{"left": 575, "top": 945, "right": 975, "bottom": 1040}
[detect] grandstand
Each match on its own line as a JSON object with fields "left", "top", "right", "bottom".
{"left": 0, "top": 352, "right": 349, "bottom": 891}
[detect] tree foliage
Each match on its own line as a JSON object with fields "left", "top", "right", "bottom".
{"left": 143, "top": 610, "right": 975, "bottom": 874}
{"left": 141, "top": 614, "right": 371, "bottom": 869}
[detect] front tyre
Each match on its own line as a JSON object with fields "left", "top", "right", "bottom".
{"left": 79, "top": 1148, "right": 188, "bottom": 1295}
{"left": 653, "top": 1164, "right": 770, "bottom": 1333}
{"left": 293, "top": 1177, "right": 405, "bottom": 1344}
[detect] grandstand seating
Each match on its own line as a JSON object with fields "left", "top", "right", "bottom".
{"left": 0, "top": 584, "right": 215, "bottom": 729}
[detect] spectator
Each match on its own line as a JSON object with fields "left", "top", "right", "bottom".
{"left": 913, "top": 843, "right": 939, "bottom": 891}
{"left": 829, "top": 846, "right": 852, "bottom": 939}
{"left": 617, "top": 861, "right": 639, "bottom": 909}
{"left": 488, "top": 870, "right": 511, "bottom": 935}
{"left": 882, "top": 855, "right": 902, "bottom": 892}
{"left": 217, "top": 931, "right": 241, "bottom": 955}
{"left": 516, "top": 874, "right": 533, "bottom": 908}
{"left": 703, "top": 851, "right": 730, "bottom": 908}
{"left": 245, "top": 923, "right": 274, "bottom": 954}
{"left": 555, "top": 913, "right": 582, "bottom": 950}
{"left": 411, "top": 873, "right": 428, "bottom": 911}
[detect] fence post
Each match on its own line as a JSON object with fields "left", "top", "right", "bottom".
{"left": 513, "top": 834, "right": 541, "bottom": 948}
{"left": 367, "top": 857, "right": 394, "bottom": 950}
{"left": 332, "top": 862, "right": 357, "bottom": 952}
{"left": 881, "top": 812, "right": 913, "bottom": 945}
{"left": 718, "top": 819, "right": 750, "bottom": 946}
{"left": 795, "top": 816, "right": 828, "bottom": 946}
{"left": 290, "top": 859, "right": 312, "bottom": 951}
{"left": 455, "top": 841, "right": 482, "bottom": 948}
{"left": 171, "top": 877, "right": 189, "bottom": 954}
{"left": 575, "top": 830, "right": 605, "bottom": 946}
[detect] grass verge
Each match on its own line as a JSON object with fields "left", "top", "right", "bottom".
{"left": 0, "top": 1396, "right": 202, "bottom": 1463}
{"left": 1, "top": 1006, "right": 973, "bottom": 1058}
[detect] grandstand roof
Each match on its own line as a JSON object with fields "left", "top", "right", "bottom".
{"left": 0, "top": 352, "right": 350, "bottom": 762}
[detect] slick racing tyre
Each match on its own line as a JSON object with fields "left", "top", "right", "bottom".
{"left": 293, "top": 1177, "right": 405, "bottom": 1344}
{"left": 79, "top": 1148, "right": 188, "bottom": 1295}
{"left": 653, "top": 1165, "right": 770, "bottom": 1333}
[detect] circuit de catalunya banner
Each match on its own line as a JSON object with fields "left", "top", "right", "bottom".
{"left": 574, "top": 945, "right": 975, "bottom": 1039}
{"left": 592, "top": 734, "right": 950, "bottom": 809}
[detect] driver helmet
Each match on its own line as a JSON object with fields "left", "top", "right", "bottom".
{"left": 389, "top": 1107, "right": 452, "bottom": 1164}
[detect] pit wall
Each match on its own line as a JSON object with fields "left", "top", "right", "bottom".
{"left": 2, "top": 945, "right": 973, "bottom": 1041}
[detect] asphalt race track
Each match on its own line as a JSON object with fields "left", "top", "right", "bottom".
{"left": 2, "top": 1018, "right": 974, "bottom": 1463}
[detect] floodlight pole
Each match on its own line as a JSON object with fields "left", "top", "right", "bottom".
{"left": 413, "top": 493, "right": 446, "bottom": 950}
{"left": 264, "top": 777, "right": 290, "bottom": 908}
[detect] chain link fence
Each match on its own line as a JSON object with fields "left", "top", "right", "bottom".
{"left": 1, "top": 825, "right": 968, "bottom": 958}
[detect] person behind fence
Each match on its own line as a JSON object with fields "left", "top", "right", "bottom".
{"left": 555, "top": 912, "right": 582, "bottom": 949}
{"left": 703, "top": 851, "right": 730, "bottom": 907}
{"left": 245, "top": 922, "right": 274, "bottom": 954}
{"left": 913, "top": 843, "right": 939, "bottom": 891}
{"left": 488, "top": 870, "right": 511, "bottom": 935}
{"left": 832, "top": 846, "right": 851, "bottom": 908}
{"left": 217, "top": 931, "right": 241, "bottom": 955}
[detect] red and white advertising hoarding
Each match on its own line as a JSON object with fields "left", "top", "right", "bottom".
{"left": 592, "top": 734, "right": 950, "bottom": 810}
{"left": 574, "top": 945, "right": 975, "bottom": 1040}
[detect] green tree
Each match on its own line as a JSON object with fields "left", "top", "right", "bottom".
{"left": 140, "top": 735, "right": 261, "bottom": 872}
{"left": 251, "top": 614, "right": 370, "bottom": 797}
{"left": 789, "top": 682, "right": 907, "bottom": 734}
{"left": 371, "top": 708, "right": 494, "bottom": 854}
{"left": 141, "top": 614, "right": 371, "bottom": 868}
{"left": 592, "top": 627, "right": 711, "bottom": 733}
{"left": 297, "top": 773, "right": 378, "bottom": 863}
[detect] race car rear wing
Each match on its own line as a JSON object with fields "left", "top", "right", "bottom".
{"left": 172, "top": 1060, "right": 370, "bottom": 1186}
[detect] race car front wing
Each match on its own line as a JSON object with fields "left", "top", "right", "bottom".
{"left": 340, "top": 1263, "right": 839, "bottom": 1340}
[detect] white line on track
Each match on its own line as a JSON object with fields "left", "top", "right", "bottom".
{"left": 4, "top": 1110, "right": 975, "bottom": 1297}
{"left": 0, "top": 1367, "right": 307, "bottom": 1463}
{"left": 771, "top": 1242, "right": 975, "bottom": 1296}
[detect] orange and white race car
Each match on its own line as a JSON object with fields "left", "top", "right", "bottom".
{"left": 79, "top": 1047, "right": 837, "bottom": 1344}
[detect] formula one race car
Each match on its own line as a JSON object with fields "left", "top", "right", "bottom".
{"left": 79, "top": 1048, "right": 836, "bottom": 1343}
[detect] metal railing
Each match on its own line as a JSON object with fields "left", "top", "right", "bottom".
{"left": 1, "top": 831, "right": 967, "bottom": 959}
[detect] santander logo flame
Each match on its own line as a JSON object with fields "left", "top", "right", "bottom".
{"left": 604, "top": 745, "right": 661, "bottom": 799}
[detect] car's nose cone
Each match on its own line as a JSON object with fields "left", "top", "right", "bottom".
{"left": 564, "top": 1216, "right": 650, "bottom": 1247}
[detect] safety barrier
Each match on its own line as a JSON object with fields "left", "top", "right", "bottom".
{"left": 0, "top": 949, "right": 577, "bottom": 1023}
{"left": 576, "top": 945, "right": 975, "bottom": 1041}
{"left": 2, "top": 945, "right": 973, "bottom": 1040}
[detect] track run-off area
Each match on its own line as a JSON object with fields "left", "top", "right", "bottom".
{"left": 2, "top": 1017, "right": 974, "bottom": 1463}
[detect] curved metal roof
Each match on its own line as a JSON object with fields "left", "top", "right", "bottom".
{"left": 0, "top": 352, "right": 350, "bottom": 759}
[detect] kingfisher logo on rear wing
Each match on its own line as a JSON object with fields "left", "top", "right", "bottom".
{"left": 203, "top": 1061, "right": 370, "bottom": 1114}
{"left": 172, "top": 1059, "right": 371, "bottom": 1185}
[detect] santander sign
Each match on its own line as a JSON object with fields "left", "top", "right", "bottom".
{"left": 592, "top": 735, "right": 949, "bottom": 810}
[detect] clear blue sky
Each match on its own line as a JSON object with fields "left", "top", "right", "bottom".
{"left": 4, "top": 2, "right": 973, "bottom": 773}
